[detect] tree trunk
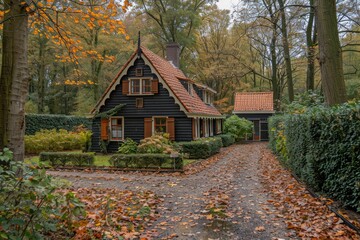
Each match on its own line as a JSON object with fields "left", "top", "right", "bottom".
{"left": 37, "top": 39, "right": 46, "bottom": 113}
{"left": 306, "top": 0, "right": 316, "bottom": 91}
{"left": 278, "top": 0, "right": 294, "bottom": 102}
{"left": 0, "top": 0, "right": 29, "bottom": 161}
{"left": 315, "top": 0, "right": 346, "bottom": 105}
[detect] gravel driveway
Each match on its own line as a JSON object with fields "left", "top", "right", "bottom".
{"left": 49, "top": 142, "right": 291, "bottom": 239}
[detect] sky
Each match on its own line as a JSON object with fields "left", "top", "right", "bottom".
{"left": 216, "top": 0, "right": 238, "bottom": 11}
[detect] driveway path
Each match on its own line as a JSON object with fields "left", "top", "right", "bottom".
{"left": 49, "top": 143, "right": 291, "bottom": 239}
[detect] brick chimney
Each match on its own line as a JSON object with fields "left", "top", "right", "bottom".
{"left": 166, "top": 43, "right": 180, "bottom": 68}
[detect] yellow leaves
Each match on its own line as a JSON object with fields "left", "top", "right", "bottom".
{"left": 255, "top": 226, "right": 265, "bottom": 232}
{"left": 64, "top": 80, "right": 95, "bottom": 86}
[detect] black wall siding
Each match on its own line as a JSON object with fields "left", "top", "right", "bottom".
{"left": 90, "top": 57, "right": 193, "bottom": 152}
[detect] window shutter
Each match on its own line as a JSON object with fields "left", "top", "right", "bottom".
{"left": 100, "top": 118, "right": 109, "bottom": 140}
{"left": 151, "top": 80, "right": 158, "bottom": 94}
{"left": 122, "top": 80, "right": 129, "bottom": 95}
{"left": 192, "top": 119, "right": 196, "bottom": 140}
{"left": 167, "top": 118, "right": 175, "bottom": 140}
{"left": 144, "top": 118, "right": 152, "bottom": 138}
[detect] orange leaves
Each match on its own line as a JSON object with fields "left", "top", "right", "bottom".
{"left": 66, "top": 188, "right": 162, "bottom": 239}
{"left": 260, "top": 148, "right": 359, "bottom": 239}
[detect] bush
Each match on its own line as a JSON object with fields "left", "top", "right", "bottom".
{"left": 25, "top": 129, "right": 92, "bottom": 154}
{"left": 109, "top": 154, "right": 183, "bottom": 169}
{"left": 26, "top": 114, "right": 91, "bottom": 135}
{"left": 218, "top": 134, "right": 235, "bottom": 147}
{"left": 40, "top": 152, "right": 95, "bottom": 166}
{"left": 269, "top": 102, "right": 360, "bottom": 211}
{"left": 137, "top": 134, "right": 176, "bottom": 154}
{"left": 224, "top": 115, "right": 253, "bottom": 141}
{"left": 180, "top": 137, "right": 222, "bottom": 159}
{"left": 0, "top": 148, "right": 84, "bottom": 239}
{"left": 118, "top": 138, "right": 138, "bottom": 154}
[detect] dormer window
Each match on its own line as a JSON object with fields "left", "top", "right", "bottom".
{"left": 188, "top": 82, "right": 194, "bottom": 96}
{"left": 203, "top": 90, "right": 214, "bottom": 105}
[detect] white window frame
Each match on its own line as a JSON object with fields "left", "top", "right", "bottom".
{"left": 129, "top": 77, "right": 153, "bottom": 95}
{"left": 209, "top": 119, "right": 214, "bottom": 137}
{"left": 109, "top": 116, "right": 124, "bottom": 141}
{"left": 216, "top": 119, "right": 222, "bottom": 134}
{"left": 194, "top": 118, "right": 201, "bottom": 139}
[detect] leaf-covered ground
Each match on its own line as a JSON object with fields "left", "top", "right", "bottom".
{"left": 49, "top": 143, "right": 359, "bottom": 239}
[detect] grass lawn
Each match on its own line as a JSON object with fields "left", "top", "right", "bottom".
{"left": 25, "top": 152, "right": 196, "bottom": 168}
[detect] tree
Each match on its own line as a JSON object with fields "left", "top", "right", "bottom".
{"left": 315, "top": 0, "right": 347, "bottom": 105}
{"left": 0, "top": 0, "right": 29, "bottom": 162}
{"left": 0, "top": 0, "right": 130, "bottom": 161}
{"left": 224, "top": 115, "right": 253, "bottom": 142}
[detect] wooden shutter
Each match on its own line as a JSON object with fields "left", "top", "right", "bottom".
{"left": 100, "top": 118, "right": 109, "bottom": 140}
{"left": 167, "top": 118, "right": 175, "bottom": 140}
{"left": 151, "top": 79, "right": 158, "bottom": 94}
{"left": 122, "top": 80, "right": 129, "bottom": 95}
{"left": 192, "top": 119, "right": 196, "bottom": 140}
{"left": 144, "top": 118, "right": 152, "bottom": 139}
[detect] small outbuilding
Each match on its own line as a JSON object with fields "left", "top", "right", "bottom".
{"left": 233, "top": 92, "right": 275, "bottom": 141}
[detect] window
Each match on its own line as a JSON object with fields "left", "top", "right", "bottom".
{"left": 136, "top": 98, "right": 143, "bottom": 108}
{"left": 154, "top": 117, "right": 167, "bottom": 134}
{"left": 110, "top": 117, "right": 124, "bottom": 141}
{"left": 194, "top": 118, "right": 201, "bottom": 139}
{"left": 216, "top": 119, "right": 222, "bottom": 134}
{"left": 130, "top": 79, "right": 140, "bottom": 94}
{"left": 209, "top": 119, "right": 214, "bottom": 136}
{"left": 135, "top": 68, "right": 143, "bottom": 77}
{"left": 129, "top": 78, "right": 153, "bottom": 95}
{"left": 142, "top": 79, "right": 152, "bottom": 93}
{"left": 188, "top": 83, "right": 193, "bottom": 96}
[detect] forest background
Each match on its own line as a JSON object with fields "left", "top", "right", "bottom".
{"left": 3, "top": 0, "right": 359, "bottom": 115}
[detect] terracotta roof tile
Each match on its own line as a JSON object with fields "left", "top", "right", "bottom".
{"left": 234, "top": 92, "right": 274, "bottom": 112}
{"left": 141, "top": 47, "right": 222, "bottom": 116}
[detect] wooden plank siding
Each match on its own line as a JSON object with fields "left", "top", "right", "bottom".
{"left": 90, "top": 57, "right": 192, "bottom": 153}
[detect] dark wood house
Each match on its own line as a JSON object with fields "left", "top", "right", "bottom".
{"left": 233, "top": 92, "right": 275, "bottom": 141}
{"left": 90, "top": 43, "right": 224, "bottom": 152}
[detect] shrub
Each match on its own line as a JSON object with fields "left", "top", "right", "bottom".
{"left": 40, "top": 152, "right": 95, "bottom": 166}
{"left": 0, "top": 148, "right": 84, "bottom": 239}
{"left": 269, "top": 102, "right": 360, "bottom": 211}
{"left": 224, "top": 115, "right": 253, "bottom": 141}
{"left": 118, "top": 138, "right": 138, "bottom": 154}
{"left": 137, "top": 134, "right": 176, "bottom": 154}
{"left": 25, "top": 114, "right": 91, "bottom": 135}
{"left": 25, "top": 129, "right": 92, "bottom": 154}
{"left": 180, "top": 137, "right": 222, "bottom": 159}
{"left": 109, "top": 154, "right": 183, "bottom": 169}
{"left": 218, "top": 134, "right": 235, "bottom": 147}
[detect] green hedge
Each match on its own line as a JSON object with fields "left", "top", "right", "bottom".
{"left": 218, "top": 134, "right": 235, "bottom": 147}
{"left": 109, "top": 154, "right": 183, "bottom": 169}
{"left": 180, "top": 137, "right": 223, "bottom": 159}
{"left": 39, "top": 152, "right": 95, "bottom": 166}
{"left": 269, "top": 102, "right": 360, "bottom": 211}
{"left": 26, "top": 114, "right": 91, "bottom": 135}
{"left": 25, "top": 129, "right": 92, "bottom": 154}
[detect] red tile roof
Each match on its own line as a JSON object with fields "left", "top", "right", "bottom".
{"left": 234, "top": 92, "right": 274, "bottom": 112}
{"left": 92, "top": 46, "right": 222, "bottom": 117}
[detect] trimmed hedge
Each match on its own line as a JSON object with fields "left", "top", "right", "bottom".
{"left": 180, "top": 137, "right": 223, "bottom": 159}
{"left": 25, "top": 129, "right": 92, "bottom": 154}
{"left": 39, "top": 152, "right": 95, "bottom": 166}
{"left": 218, "top": 134, "right": 235, "bottom": 147}
{"left": 269, "top": 102, "right": 360, "bottom": 211}
{"left": 109, "top": 154, "right": 183, "bottom": 169}
{"left": 26, "top": 114, "right": 91, "bottom": 135}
